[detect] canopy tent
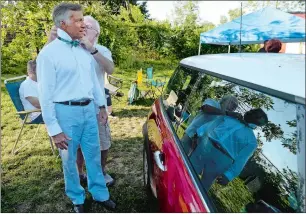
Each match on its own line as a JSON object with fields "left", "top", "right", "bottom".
{"left": 199, "top": 7, "right": 306, "bottom": 54}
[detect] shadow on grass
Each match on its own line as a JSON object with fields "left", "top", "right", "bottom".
{"left": 131, "top": 98, "right": 156, "bottom": 107}
{"left": 1, "top": 134, "right": 159, "bottom": 213}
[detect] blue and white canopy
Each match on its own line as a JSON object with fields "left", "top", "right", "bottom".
{"left": 200, "top": 7, "right": 306, "bottom": 45}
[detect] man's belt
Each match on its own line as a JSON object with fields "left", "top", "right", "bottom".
{"left": 55, "top": 99, "right": 91, "bottom": 106}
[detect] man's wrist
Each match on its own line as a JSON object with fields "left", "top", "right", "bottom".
{"left": 91, "top": 48, "right": 98, "bottom": 55}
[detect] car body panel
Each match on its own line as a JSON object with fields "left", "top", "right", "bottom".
{"left": 146, "top": 99, "right": 208, "bottom": 212}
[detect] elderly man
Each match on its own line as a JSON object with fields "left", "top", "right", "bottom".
{"left": 76, "top": 15, "right": 115, "bottom": 186}
{"left": 37, "top": 3, "right": 115, "bottom": 212}
{"left": 19, "top": 60, "right": 42, "bottom": 122}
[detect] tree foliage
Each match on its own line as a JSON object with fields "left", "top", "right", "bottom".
{"left": 244, "top": 0, "right": 306, "bottom": 13}
{"left": 1, "top": 0, "right": 225, "bottom": 74}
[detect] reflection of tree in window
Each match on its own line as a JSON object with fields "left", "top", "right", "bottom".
{"left": 281, "top": 120, "right": 297, "bottom": 155}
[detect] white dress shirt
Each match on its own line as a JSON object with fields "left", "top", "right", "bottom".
{"left": 19, "top": 77, "right": 41, "bottom": 121}
{"left": 37, "top": 28, "right": 106, "bottom": 136}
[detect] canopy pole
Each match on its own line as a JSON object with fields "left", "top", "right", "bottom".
{"left": 198, "top": 38, "right": 201, "bottom": 55}
{"left": 239, "top": 2, "right": 242, "bottom": 53}
{"left": 228, "top": 45, "right": 231, "bottom": 53}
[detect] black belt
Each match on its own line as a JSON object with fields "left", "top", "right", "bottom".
{"left": 55, "top": 99, "right": 91, "bottom": 106}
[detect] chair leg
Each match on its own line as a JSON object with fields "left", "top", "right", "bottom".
{"left": 14, "top": 123, "right": 41, "bottom": 154}
{"left": 49, "top": 136, "right": 56, "bottom": 156}
{"left": 11, "top": 114, "right": 28, "bottom": 155}
{"left": 33, "top": 123, "right": 41, "bottom": 139}
{"left": 42, "top": 125, "right": 56, "bottom": 156}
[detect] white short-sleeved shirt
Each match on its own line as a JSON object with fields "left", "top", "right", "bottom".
{"left": 94, "top": 44, "right": 113, "bottom": 113}
{"left": 94, "top": 44, "right": 113, "bottom": 91}
{"left": 19, "top": 77, "right": 41, "bottom": 121}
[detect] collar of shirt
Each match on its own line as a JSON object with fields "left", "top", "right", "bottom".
{"left": 26, "top": 76, "right": 37, "bottom": 85}
{"left": 57, "top": 28, "right": 78, "bottom": 42}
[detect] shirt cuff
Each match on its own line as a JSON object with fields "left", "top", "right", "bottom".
{"left": 46, "top": 122, "right": 62, "bottom": 137}
{"left": 95, "top": 98, "right": 106, "bottom": 108}
{"left": 224, "top": 170, "right": 235, "bottom": 182}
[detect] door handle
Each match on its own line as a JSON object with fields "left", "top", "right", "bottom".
{"left": 154, "top": 151, "right": 166, "bottom": 171}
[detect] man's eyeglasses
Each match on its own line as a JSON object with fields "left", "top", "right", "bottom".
{"left": 85, "top": 25, "right": 99, "bottom": 34}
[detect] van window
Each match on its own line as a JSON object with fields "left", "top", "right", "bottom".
{"left": 177, "top": 71, "right": 305, "bottom": 213}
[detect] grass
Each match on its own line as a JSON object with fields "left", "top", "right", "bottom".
{"left": 1, "top": 65, "right": 175, "bottom": 213}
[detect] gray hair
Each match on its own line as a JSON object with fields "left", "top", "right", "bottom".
{"left": 27, "top": 60, "right": 36, "bottom": 74}
{"left": 84, "top": 15, "right": 100, "bottom": 33}
{"left": 220, "top": 95, "right": 238, "bottom": 112}
{"left": 84, "top": 15, "right": 100, "bottom": 44}
{"left": 52, "top": 3, "right": 82, "bottom": 27}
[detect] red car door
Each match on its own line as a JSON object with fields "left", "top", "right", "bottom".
{"left": 148, "top": 99, "right": 209, "bottom": 212}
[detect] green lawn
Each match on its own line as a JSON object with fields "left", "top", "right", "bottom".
{"left": 1, "top": 66, "right": 174, "bottom": 213}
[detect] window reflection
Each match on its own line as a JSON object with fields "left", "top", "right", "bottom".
{"left": 163, "top": 71, "right": 305, "bottom": 213}
{"left": 163, "top": 66, "right": 200, "bottom": 132}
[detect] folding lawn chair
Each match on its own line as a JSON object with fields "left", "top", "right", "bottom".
{"left": 105, "top": 75, "right": 124, "bottom": 101}
{"left": 145, "top": 67, "right": 166, "bottom": 97}
{"left": 127, "top": 81, "right": 140, "bottom": 105}
{"left": 4, "top": 75, "right": 55, "bottom": 155}
{"left": 136, "top": 69, "right": 154, "bottom": 99}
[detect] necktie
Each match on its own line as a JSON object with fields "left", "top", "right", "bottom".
{"left": 57, "top": 36, "right": 80, "bottom": 47}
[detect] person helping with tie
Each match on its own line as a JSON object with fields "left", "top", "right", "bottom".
{"left": 36, "top": 3, "right": 115, "bottom": 212}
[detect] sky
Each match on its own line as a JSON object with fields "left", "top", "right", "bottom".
{"left": 142, "top": 1, "right": 242, "bottom": 25}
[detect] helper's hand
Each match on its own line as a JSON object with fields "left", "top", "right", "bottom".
{"left": 99, "top": 108, "right": 108, "bottom": 125}
{"left": 47, "top": 25, "right": 58, "bottom": 44}
{"left": 79, "top": 36, "right": 95, "bottom": 53}
{"left": 52, "top": 132, "right": 71, "bottom": 150}
{"left": 216, "top": 175, "right": 230, "bottom": 186}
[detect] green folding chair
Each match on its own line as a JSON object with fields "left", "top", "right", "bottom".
{"left": 145, "top": 67, "right": 166, "bottom": 97}
{"left": 4, "top": 75, "right": 55, "bottom": 155}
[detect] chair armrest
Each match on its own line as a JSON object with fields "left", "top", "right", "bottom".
{"left": 108, "top": 75, "right": 123, "bottom": 88}
{"left": 17, "top": 109, "right": 41, "bottom": 115}
{"left": 4, "top": 75, "right": 27, "bottom": 84}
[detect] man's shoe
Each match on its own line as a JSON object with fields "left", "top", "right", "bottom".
{"left": 73, "top": 204, "right": 84, "bottom": 213}
{"left": 100, "top": 199, "right": 116, "bottom": 210}
{"left": 104, "top": 173, "right": 115, "bottom": 187}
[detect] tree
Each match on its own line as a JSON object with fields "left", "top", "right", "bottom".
{"left": 100, "top": 0, "right": 137, "bottom": 15}
{"left": 228, "top": 7, "right": 246, "bottom": 21}
{"left": 219, "top": 15, "right": 228, "bottom": 25}
{"left": 244, "top": 1, "right": 306, "bottom": 13}
{"left": 172, "top": 1, "right": 200, "bottom": 28}
{"left": 138, "top": 1, "right": 150, "bottom": 19}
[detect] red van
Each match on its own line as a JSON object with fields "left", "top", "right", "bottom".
{"left": 143, "top": 53, "right": 305, "bottom": 213}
